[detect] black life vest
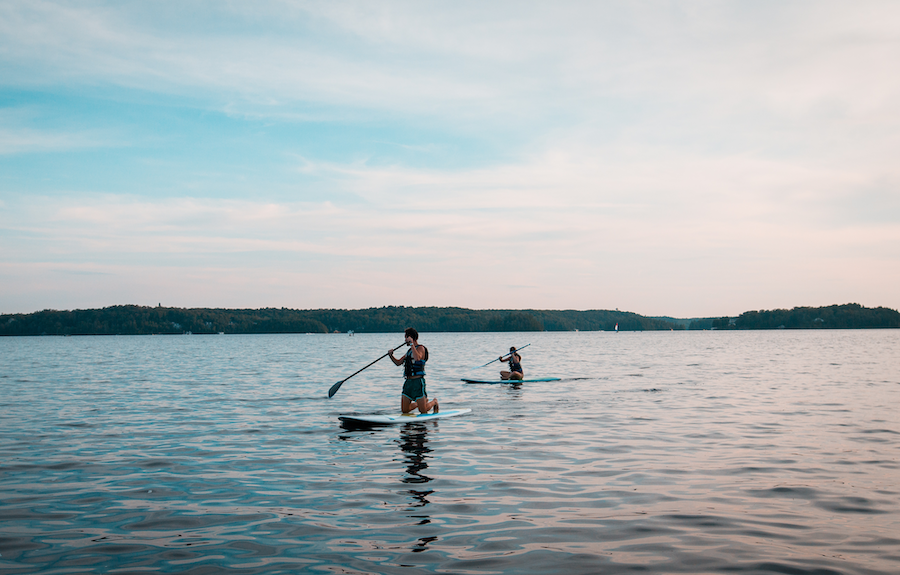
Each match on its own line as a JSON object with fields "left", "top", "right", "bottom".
{"left": 404, "top": 346, "right": 428, "bottom": 378}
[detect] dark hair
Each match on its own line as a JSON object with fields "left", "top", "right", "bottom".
{"left": 404, "top": 327, "right": 419, "bottom": 341}
{"left": 510, "top": 346, "right": 516, "bottom": 352}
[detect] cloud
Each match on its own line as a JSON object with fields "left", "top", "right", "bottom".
{"left": 4, "top": 142, "right": 896, "bottom": 268}
{"left": 0, "top": 126, "right": 113, "bottom": 154}
{"left": 3, "top": 179, "right": 898, "bottom": 316}
{"left": 0, "top": 105, "right": 121, "bottom": 154}
{"left": 3, "top": 1, "right": 898, "bottom": 127}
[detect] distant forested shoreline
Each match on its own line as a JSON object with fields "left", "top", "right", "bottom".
{"left": 0, "top": 306, "right": 672, "bottom": 336}
{"left": 1, "top": 303, "right": 897, "bottom": 336}
{"left": 700, "top": 303, "right": 899, "bottom": 330}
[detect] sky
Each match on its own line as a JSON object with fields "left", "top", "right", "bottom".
{"left": 1, "top": 1, "right": 898, "bottom": 318}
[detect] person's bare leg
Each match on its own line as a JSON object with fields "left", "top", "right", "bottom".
{"left": 510, "top": 371, "right": 523, "bottom": 380}
{"left": 500, "top": 370, "right": 510, "bottom": 380}
{"left": 402, "top": 396, "right": 414, "bottom": 413}
{"left": 417, "top": 397, "right": 438, "bottom": 414}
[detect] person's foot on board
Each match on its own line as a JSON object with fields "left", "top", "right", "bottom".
{"left": 432, "top": 399, "right": 439, "bottom": 414}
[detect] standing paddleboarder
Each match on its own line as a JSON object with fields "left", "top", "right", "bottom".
{"left": 389, "top": 328, "right": 439, "bottom": 414}
{"left": 500, "top": 346, "right": 524, "bottom": 380}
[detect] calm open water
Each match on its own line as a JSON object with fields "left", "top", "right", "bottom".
{"left": 1, "top": 330, "right": 899, "bottom": 575}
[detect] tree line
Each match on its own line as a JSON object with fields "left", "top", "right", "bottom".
{"left": 0, "top": 305, "right": 679, "bottom": 336}
{"left": 1, "top": 303, "right": 895, "bottom": 336}
{"left": 699, "top": 303, "right": 899, "bottom": 330}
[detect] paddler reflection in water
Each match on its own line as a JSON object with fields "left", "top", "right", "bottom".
{"left": 500, "top": 346, "right": 524, "bottom": 380}
{"left": 389, "top": 328, "right": 439, "bottom": 414}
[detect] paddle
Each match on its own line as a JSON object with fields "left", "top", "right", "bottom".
{"left": 474, "top": 343, "right": 531, "bottom": 369}
{"left": 328, "top": 342, "right": 407, "bottom": 398}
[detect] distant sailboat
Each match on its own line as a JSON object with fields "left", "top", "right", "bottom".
{"left": 615, "top": 323, "right": 618, "bottom": 333}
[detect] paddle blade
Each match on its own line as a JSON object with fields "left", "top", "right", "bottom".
{"left": 328, "top": 379, "right": 345, "bottom": 398}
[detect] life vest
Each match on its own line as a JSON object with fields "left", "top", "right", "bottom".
{"left": 404, "top": 346, "right": 428, "bottom": 378}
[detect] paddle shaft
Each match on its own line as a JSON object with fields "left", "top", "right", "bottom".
{"left": 328, "top": 341, "right": 407, "bottom": 398}
{"left": 476, "top": 343, "right": 531, "bottom": 369}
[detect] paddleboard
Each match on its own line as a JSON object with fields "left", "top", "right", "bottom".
{"left": 339, "top": 408, "right": 472, "bottom": 426}
{"left": 461, "top": 377, "right": 561, "bottom": 384}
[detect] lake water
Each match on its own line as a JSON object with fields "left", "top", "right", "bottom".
{"left": 1, "top": 330, "right": 899, "bottom": 574}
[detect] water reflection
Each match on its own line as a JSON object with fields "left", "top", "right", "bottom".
{"left": 505, "top": 381, "right": 524, "bottom": 392}
{"left": 397, "top": 424, "right": 433, "bottom": 524}
{"left": 412, "top": 535, "right": 438, "bottom": 553}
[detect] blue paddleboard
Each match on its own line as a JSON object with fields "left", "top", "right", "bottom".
{"left": 461, "top": 377, "right": 560, "bottom": 384}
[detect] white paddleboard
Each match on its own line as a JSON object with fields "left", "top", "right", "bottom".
{"left": 339, "top": 408, "right": 472, "bottom": 426}
{"left": 461, "top": 377, "right": 560, "bottom": 384}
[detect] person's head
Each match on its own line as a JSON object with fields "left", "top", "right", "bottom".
{"left": 509, "top": 346, "right": 516, "bottom": 353}
{"left": 404, "top": 327, "right": 419, "bottom": 343}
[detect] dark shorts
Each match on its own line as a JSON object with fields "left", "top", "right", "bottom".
{"left": 402, "top": 377, "right": 427, "bottom": 401}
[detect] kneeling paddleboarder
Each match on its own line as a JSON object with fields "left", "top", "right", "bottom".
{"left": 389, "top": 328, "right": 439, "bottom": 414}
{"left": 500, "top": 346, "right": 524, "bottom": 380}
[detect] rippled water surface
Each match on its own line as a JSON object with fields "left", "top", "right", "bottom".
{"left": 1, "top": 330, "right": 899, "bottom": 574}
